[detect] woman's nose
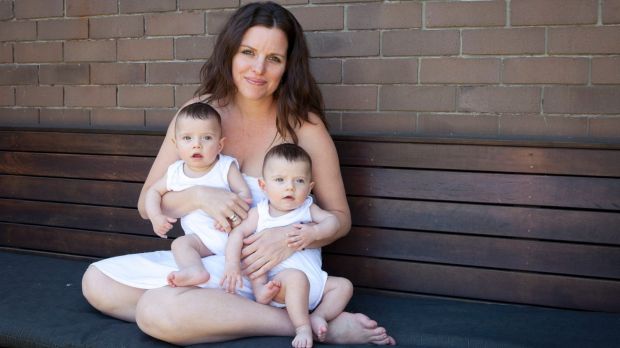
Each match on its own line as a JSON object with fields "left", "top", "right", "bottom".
{"left": 252, "top": 58, "right": 265, "bottom": 74}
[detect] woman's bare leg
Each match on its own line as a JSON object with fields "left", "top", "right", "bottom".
{"left": 81, "top": 266, "right": 145, "bottom": 322}
{"left": 135, "top": 285, "right": 396, "bottom": 346}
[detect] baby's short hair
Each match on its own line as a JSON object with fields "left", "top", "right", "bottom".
{"left": 176, "top": 102, "right": 221, "bottom": 126}
{"left": 263, "top": 143, "right": 312, "bottom": 174}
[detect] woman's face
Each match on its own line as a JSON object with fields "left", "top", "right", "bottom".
{"left": 232, "top": 26, "right": 288, "bottom": 102}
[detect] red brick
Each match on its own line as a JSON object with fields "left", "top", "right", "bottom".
{"left": 589, "top": 116, "right": 620, "bottom": 139}
{"left": 420, "top": 58, "right": 500, "bottom": 84}
{"left": 592, "top": 57, "right": 620, "bottom": 84}
{"left": 65, "top": 40, "right": 116, "bottom": 62}
{"left": 91, "top": 63, "right": 145, "bottom": 85}
{"left": 0, "top": 21, "right": 36, "bottom": 41}
{"left": 118, "top": 38, "right": 174, "bottom": 61}
{"left": 462, "top": 28, "right": 545, "bottom": 55}
{"left": 65, "top": 86, "right": 117, "bottom": 107}
{"left": 120, "top": 0, "right": 176, "bottom": 13}
{"left": 289, "top": 6, "right": 344, "bottom": 31}
{"left": 14, "top": 42, "right": 62, "bottom": 63}
{"left": 0, "top": 1, "right": 13, "bottom": 20}
{"left": 16, "top": 86, "right": 63, "bottom": 107}
{"left": 458, "top": 86, "right": 540, "bottom": 113}
{"left": 0, "top": 107, "right": 39, "bottom": 126}
{"left": 503, "top": 58, "right": 589, "bottom": 85}
{"left": 66, "top": 0, "right": 117, "bottom": 16}
{"left": 500, "top": 114, "right": 587, "bottom": 138}
{"left": 181, "top": 0, "right": 238, "bottom": 10}
{"left": 175, "top": 85, "right": 199, "bottom": 107}
{"left": 419, "top": 113, "right": 499, "bottom": 137}
{"left": 145, "top": 12, "right": 205, "bottom": 36}
{"left": 0, "top": 43, "right": 12, "bottom": 63}
{"left": 90, "top": 15, "right": 144, "bottom": 39}
{"left": 511, "top": 0, "right": 597, "bottom": 26}
{"left": 426, "top": 1, "right": 505, "bottom": 28}
{"left": 0, "top": 86, "right": 14, "bottom": 105}
{"left": 341, "top": 112, "right": 416, "bottom": 134}
{"left": 348, "top": 2, "right": 422, "bottom": 30}
{"left": 40, "top": 108, "right": 91, "bottom": 127}
{"left": 380, "top": 86, "right": 456, "bottom": 112}
{"left": 320, "top": 85, "right": 377, "bottom": 110}
{"left": 118, "top": 86, "right": 174, "bottom": 107}
{"left": 344, "top": 58, "right": 417, "bottom": 84}
{"left": 544, "top": 87, "right": 620, "bottom": 115}
{"left": 549, "top": 27, "right": 620, "bottom": 54}
{"left": 39, "top": 64, "right": 90, "bottom": 85}
{"left": 383, "top": 29, "right": 459, "bottom": 56}
{"left": 146, "top": 108, "right": 176, "bottom": 129}
{"left": 310, "top": 58, "right": 342, "bottom": 84}
{"left": 37, "top": 18, "right": 88, "bottom": 40}
{"left": 603, "top": 0, "right": 620, "bottom": 24}
{"left": 206, "top": 9, "right": 235, "bottom": 35}
{"left": 147, "top": 62, "right": 202, "bottom": 84}
{"left": 15, "top": 0, "right": 63, "bottom": 19}
{"left": 175, "top": 36, "right": 215, "bottom": 60}
{"left": 91, "top": 108, "right": 145, "bottom": 128}
{"left": 0, "top": 65, "right": 37, "bottom": 85}
{"left": 312, "top": 0, "right": 379, "bottom": 3}
{"left": 306, "top": 31, "right": 379, "bottom": 57}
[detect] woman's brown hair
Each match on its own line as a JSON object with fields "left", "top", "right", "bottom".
{"left": 196, "top": 1, "right": 326, "bottom": 144}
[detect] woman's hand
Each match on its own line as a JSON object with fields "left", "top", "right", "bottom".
{"left": 189, "top": 186, "right": 249, "bottom": 232}
{"left": 240, "top": 225, "right": 295, "bottom": 279}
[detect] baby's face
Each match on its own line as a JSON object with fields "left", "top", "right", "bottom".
{"left": 174, "top": 116, "right": 223, "bottom": 173}
{"left": 260, "top": 157, "right": 314, "bottom": 214}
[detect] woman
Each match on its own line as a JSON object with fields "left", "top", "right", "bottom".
{"left": 81, "top": 2, "right": 395, "bottom": 345}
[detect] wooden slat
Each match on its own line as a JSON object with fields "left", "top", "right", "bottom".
{"left": 0, "top": 175, "right": 141, "bottom": 208}
{"left": 0, "top": 151, "right": 152, "bottom": 181}
{"left": 349, "top": 197, "right": 620, "bottom": 245}
{"left": 323, "top": 254, "right": 620, "bottom": 312}
{"left": 326, "top": 227, "right": 620, "bottom": 279}
{"left": 0, "top": 223, "right": 171, "bottom": 258}
{"left": 0, "top": 130, "right": 164, "bottom": 156}
{"left": 0, "top": 198, "right": 183, "bottom": 237}
{"left": 335, "top": 140, "right": 620, "bottom": 177}
{"left": 342, "top": 167, "right": 620, "bottom": 210}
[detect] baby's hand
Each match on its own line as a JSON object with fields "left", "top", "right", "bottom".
{"left": 150, "top": 214, "right": 177, "bottom": 238}
{"left": 287, "top": 223, "right": 317, "bottom": 251}
{"left": 220, "top": 263, "right": 243, "bottom": 293}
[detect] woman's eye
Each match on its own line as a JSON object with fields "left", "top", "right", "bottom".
{"left": 268, "top": 56, "right": 282, "bottom": 63}
{"left": 242, "top": 49, "right": 254, "bottom": 56}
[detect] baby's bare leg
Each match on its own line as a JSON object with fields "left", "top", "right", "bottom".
{"left": 168, "top": 234, "right": 213, "bottom": 287}
{"left": 310, "top": 276, "right": 353, "bottom": 342}
{"left": 271, "top": 269, "right": 312, "bottom": 348}
{"left": 250, "top": 274, "right": 281, "bottom": 305}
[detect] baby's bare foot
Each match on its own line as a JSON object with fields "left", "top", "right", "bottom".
{"left": 292, "top": 324, "right": 313, "bottom": 348}
{"left": 254, "top": 280, "right": 281, "bottom": 304}
{"left": 326, "top": 312, "right": 395, "bottom": 345}
{"left": 310, "top": 314, "right": 328, "bottom": 342}
{"left": 167, "top": 266, "right": 210, "bottom": 287}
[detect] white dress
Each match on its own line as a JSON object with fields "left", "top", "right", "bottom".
{"left": 256, "top": 197, "right": 328, "bottom": 310}
{"left": 92, "top": 174, "right": 264, "bottom": 299}
{"left": 166, "top": 155, "right": 236, "bottom": 256}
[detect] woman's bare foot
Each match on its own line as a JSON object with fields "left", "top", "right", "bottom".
{"left": 166, "top": 266, "right": 210, "bottom": 287}
{"left": 309, "top": 313, "right": 328, "bottom": 342}
{"left": 326, "top": 312, "right": 396, "bottom": 345}
{"left": 254, "top": 280, "right": 281, "bottom": 304}
{"left": 292, "top": 324, "right": 313, "bottom": 348}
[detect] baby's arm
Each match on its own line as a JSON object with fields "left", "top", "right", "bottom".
{"left": 288, "top": 204, "right": 340, "bottom": 251}
{"left": 221, "top": 208, "right": 258, "bottom": 293}
{"left": 227, "top": 163, "right": 252, "bottom": 204}
{"left": 144, "top": 175, "right": 177, "bottom": 238}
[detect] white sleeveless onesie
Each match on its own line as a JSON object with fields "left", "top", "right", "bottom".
{"left": 166, "top": 155, "right": 236, "bottom": 256}
{"left": 256, "top": 197, "right": 328, "bottom": 310}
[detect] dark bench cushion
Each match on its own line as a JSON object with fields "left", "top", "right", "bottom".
{"left": 1, "top": 251, "right": 619, "bottom": 348}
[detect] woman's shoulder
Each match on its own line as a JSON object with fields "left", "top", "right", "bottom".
{"left": 296, "top": 112, "right": 332, "bottom": 149}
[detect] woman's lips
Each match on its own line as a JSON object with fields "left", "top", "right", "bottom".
{"left": 245, "top": 77, "right": 266, "bottom": 86}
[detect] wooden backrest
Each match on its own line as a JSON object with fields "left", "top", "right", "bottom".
{"left": 1, "top": 129, "right": 619, "bottom": 312}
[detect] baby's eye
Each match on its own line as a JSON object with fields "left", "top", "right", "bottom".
{"left": 274, "top": 178, "right": 284, "bottom": 183}
{"left": 182, "top": 136, "right": 192, "bottom": 141}
{"left": 295, "top": 178, "right": 305, "bottom": 184}
{"left": 202, "top": 135, "right": 212, "bottom": 141}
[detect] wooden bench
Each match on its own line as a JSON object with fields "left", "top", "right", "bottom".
{"left": 1, "top": 127, "right": 619, "bottom": 347}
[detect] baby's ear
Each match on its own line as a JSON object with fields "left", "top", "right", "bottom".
{"left": 309, "top": 181, "right": 315, "bottom": 191}
{"left": 218, "top": 137, "right": 226, "bottom": 152}
{"left": 258, "top": 178, "right": 266, "bottom": 191}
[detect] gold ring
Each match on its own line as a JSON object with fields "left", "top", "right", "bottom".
{"left": 229, "top": 214, "right": 238, "bottom": 222}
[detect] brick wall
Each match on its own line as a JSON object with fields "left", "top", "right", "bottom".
{"left": 1, "top": 0, "right": 619, "bottom": 141}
